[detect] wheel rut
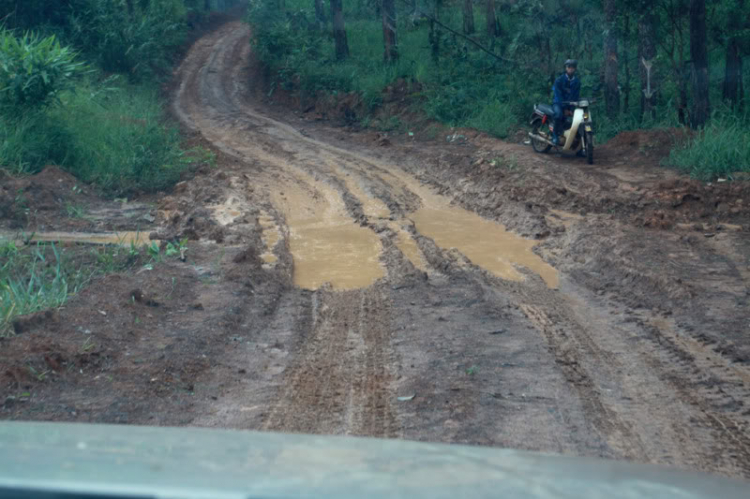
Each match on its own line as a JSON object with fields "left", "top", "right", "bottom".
{"left": 173, "top": 20, "right": 750, "bottom": 479}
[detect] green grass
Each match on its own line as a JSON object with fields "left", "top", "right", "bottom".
{"left": 0, "top": 78, "right": 210, "bottom": 195}
{"left": 665, "top": 116, "right": 750, "bottom": 180}
{"left": 51, "top": 81, "right": 194, "bottom": 195}
{"left": 0, "top": 234, "right": 191, "bottom": 336}
{"left": 0, "top": 240, "right": 109, "bottom": 336}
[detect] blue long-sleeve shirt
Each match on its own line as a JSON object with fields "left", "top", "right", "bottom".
{"left": 553, "top": 73, "right": 581, "bottom": 104}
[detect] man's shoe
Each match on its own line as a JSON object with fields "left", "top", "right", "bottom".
{"left": 576, "top": 149, "right": 586, "bottom": 158}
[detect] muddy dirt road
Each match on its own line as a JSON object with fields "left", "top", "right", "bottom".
{"left": 3, "top": 21, "right": 750, "bottom": 480}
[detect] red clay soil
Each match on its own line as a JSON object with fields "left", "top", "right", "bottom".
{"left": 2, "top": 19, "right": 750, "bottom": 483}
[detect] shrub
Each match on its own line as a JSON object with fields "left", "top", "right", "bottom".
{"left": 665, "top": 116, "right": 750, "bottom": 180}
{"left": 0, "top": 30, "right": 85, "bottom": 110}
{"left": 0, "top": 111, "right": 76, "bottom": 174}
{"left": 51, "top": 80, "right": 194, "bottom": 195}
{"left": 66, "top": 0, "right": 188, "bottom": 79}
{"left": 0, "top": 77, "right": 203, "bottom": 195}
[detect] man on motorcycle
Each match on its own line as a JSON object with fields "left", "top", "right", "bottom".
{"left": 552, "top": 59, "right": 581, "bottom": 146}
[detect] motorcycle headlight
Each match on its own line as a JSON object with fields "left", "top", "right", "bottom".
{"left": 578, "top": 100, "right": 589, "bottom": 107}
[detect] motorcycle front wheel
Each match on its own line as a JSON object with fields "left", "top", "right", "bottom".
{"left": 531, "top": 119, "right": 552, "bottom": 154}
{"left": 586, "top": 132, "right": 594, "bottom": 164}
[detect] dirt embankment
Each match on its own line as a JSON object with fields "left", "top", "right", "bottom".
{"left": 2, "top": 20, "right": 750, "bottom": 482}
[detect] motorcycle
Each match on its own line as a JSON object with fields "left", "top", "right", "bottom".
{"left": 528, "top": 100, "right": 595, "bottom": 164}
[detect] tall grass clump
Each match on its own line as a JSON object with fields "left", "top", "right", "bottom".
{"left": 0, "top": 241, "right": 87, "bottom": 336}
{"left": 51, "top": 81, "right": 191, "bottom": 195}
{"left": 66, "top": 0, "right": 188, "bottom": 79}
{"left": 665, "top": 115, "right": 750, "bottom": 180}
{"left": 0, "top": 26, "right": 205, "bottom": 195}
{"left": 0, "top": 77, "right": 194, "bottom": 195}
{"left": 0, "top": 237, "right": 152, "bottom": 336}
{"left": 0, "top": 113, "right": 76, "bottom": 174}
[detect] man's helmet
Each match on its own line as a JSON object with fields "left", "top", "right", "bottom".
{"left": 565, "top": 59, "right": 578, "bottom": 69}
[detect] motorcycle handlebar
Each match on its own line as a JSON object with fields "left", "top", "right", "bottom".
{"left": 562, "top": 99, "right": 597, "bottom": 106}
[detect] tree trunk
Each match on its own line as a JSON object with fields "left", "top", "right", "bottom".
{"left": 689, "top": 0, "right": 710, "bottom": 128}
{"left": 314, "top": 0, "right": 326, "bottom": 27}
{"left": 723, "top": 38, "right": 744, "bottom": 109}
{"left": 382, "top": 0, "right": 398, "bottom": 62}
{"left": 623, "top": 13, "right": 631, "bottom": 114}
{"left": 603, "top": 0, "right": 619, "bottom": 118}
{"left": 428, "top": 1, "right": 442, "bottom": 63}
{"left": 330, "top": 0, "right": 349, "bottom": 61}
{"left": 486, "top": 0, "right": 498, "bottom": 38}
{"left": 463, "top": 0, "right": 475, "bottom": 35}
{"left": 638, "top": 8, "right": 658, "bottom": 120}
{"left": 722, "top": 0, "right": 745, "bottom": 109}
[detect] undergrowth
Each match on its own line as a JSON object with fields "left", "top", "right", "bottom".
{"left": 247, "top": 0, "right": 749, "bottom": 182}
{"left": 0, "top": 1, "right": 230, "bottom": 195}
{"left": 665, "top": 114, "right": 750, "bottom": 180}
{"left": 0, "top": 79, "right": 208, "bottom": 195}
{"left": 247, "top": 1, "right": 549, "bottom": 139}
{"left": 0, "top": 235, "right": 190, "bottom": 336}
{"left": 0, "top": 239, "right": 121, "bottom": 336}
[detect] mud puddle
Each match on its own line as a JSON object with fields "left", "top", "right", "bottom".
{"left": 270, "top": 173, "right": 384, "bottom": 290}
{"left": 411, "top": 206, "right": 559, "bottom": 288}
{"left": 371, "top": 166, "right": 560, "bottom": 288}
{"left": 258, "top": 211, "right": 281, "bottom": 265}
{"left": 333, "top": 165, "right": 428, "bottom": 271}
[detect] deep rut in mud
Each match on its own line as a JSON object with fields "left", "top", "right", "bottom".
{"left": 167, "top": 21, "right": 750, "bottom": 479}
{"left": 4, "top": 19, "right": 748, "bottom": 481}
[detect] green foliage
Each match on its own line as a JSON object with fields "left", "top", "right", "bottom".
{"left": 0, "top": 237, "right": 150, "bottom": 336}
{"left": 66, "top": 0, "right": 188, "bottom": 79}
{"left": 665, "top": 115, "right": 750, "bottom": 180}
{"left": 50, "top": 81, "right": 193, "bottom": 194}
{"left": 0, "top": 0, "right": 240, "bottom": 195}
{"left": 0, "top": 30, "right": 85, "bottom": 109}
{"left": 247, "top": 0, "right": 749, "bottom": 180}
{"left": 0, "top": 111, "right": 75, "bottom": 174}
{"left": 0, "top": 78, "right": 205, "bottom": 195}
{"left": 1, "top": 0, "right": 243, "bottom": 81}
{"left": 246, "top": 0, "right": 553, "bottom": 137}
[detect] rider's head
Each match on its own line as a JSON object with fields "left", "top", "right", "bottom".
{"left": 565, "top": 59, "right": 578, "bottom": 76}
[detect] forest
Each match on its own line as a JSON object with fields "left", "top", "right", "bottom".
{"left": 248, "top": 0, "right": 750, "bottom": 180}
{"left": 0, "top": 0, "right": 748, "bottom": 188}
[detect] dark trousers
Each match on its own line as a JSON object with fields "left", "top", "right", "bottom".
{"left": 552, "top": 103, "right": 569, "bottom": 138}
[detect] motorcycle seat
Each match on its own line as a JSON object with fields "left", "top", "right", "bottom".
{"left": 536, "top": 104, "right": 555, "bottom": 117}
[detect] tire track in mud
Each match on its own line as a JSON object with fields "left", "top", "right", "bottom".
{"left": 174, "top": 21, "right": 750, "bottom": 478}
{"left": 261, "top": 288, "right": 396, "bottom": 437}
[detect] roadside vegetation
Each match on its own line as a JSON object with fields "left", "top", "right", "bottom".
{"left": 0, "top": 236, "right": 190, "bottom": 337}
{"left": 0, "top": 239, "right": 128, "bottom": 336}
{"left": 0, "top": 0, "right": 240, "bottom": 195}
{"left": 247, "top": 0, "right": 750, "bottom": 180}
{"left": 0, "top": 1, "right": 236, "bottom": 332}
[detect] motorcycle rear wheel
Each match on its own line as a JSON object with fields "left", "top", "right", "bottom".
{"left": 531, "top": 119, "right": 552, "bottom": 153}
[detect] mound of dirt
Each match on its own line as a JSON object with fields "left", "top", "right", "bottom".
{"left": 604, "top": 128, "right": 690, "bottom": 160}
{"left": 155, "top": 169, "right": 230, "bottom": 243}
{"left": 0, "top": 167, "right": 97, "bottom": 230}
